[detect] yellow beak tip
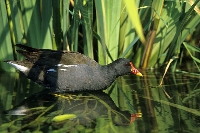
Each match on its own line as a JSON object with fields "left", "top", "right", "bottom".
{"left": 136, "top": 73, "right": 143, "bottom": 77}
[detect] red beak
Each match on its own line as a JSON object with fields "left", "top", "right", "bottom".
{"left": 130, "top": 62, "right": 143, "bottom": 76}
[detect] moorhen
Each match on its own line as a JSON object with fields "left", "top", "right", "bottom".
{"left": 5, "top": 44, "right": 143, "bottom": 92}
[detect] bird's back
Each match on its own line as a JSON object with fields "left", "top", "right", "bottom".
{"left": 16, "top": 44, "right": 99, "bottom": 68}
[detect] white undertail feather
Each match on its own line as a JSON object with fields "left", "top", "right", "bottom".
{"left": 7, "top": 61, "right": 29, "bottom": 72}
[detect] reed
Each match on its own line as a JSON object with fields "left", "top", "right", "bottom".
{"left": 0, "top": 0, "right": 199, "bottom": 72}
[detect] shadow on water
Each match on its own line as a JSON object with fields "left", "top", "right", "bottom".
{"left": 0, "top": 69, "right": 200, "bottom": 133}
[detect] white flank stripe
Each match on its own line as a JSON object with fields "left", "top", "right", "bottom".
{"left": 56, "top": 64, "right": 62, "bottom": 67}
{"left": 7, "top": 62, "right": 28, "bottom": 72}
{"left": 60, "top": 69, "right": 67, "bottom": 71}
{"left": 55, "top": 64, "right": 78, "bottom": 68}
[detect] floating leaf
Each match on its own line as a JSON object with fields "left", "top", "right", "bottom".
{"left": 52, "top": 114, "right": 77, "bottom": 122}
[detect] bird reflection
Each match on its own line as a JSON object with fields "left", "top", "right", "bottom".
{"left": 4, "top": 90, "right": 136, "bottom": 126}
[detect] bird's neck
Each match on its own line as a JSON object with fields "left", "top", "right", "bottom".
{"left": 101, "top": 60, "right": 129, "bottom": 77}
{"left": 99, "top": 63, "right": 119, "bottom": 86}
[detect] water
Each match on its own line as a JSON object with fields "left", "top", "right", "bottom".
{"left": 0, "top": 70, "right": 199, "bottom": 133}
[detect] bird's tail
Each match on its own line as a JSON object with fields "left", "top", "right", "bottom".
{"left": 4, "top": 60, "right": 32, "bottom": 73}
{"left": 16, "top": 44, "right": 39, "bottom": 52}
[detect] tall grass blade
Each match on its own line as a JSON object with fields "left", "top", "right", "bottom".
{"left": 52, "top": 0, "right": 62, "bottom": 50}
{"left": 80, "top": 0, "right": 94, "bottom": 58}
{"left": 18, "top": 0, "right": 53, "bottom": 49}
{"left": 62, "top": 0, "right": 70, "bottom": 50}
{"left": 95, "top": 0, "right": 122, "bottom": 64}
{"left": 0, "top": 0, "right": 15, "bottom": 71}
{"left": 183, "top": 42, "right": 200, "bottom": 71}
{"left": 165, "top": 0, "right": 200, "bottom": 64}
{"left": 69, "top": 0, "right": 79, "bottom": 51}
{"left": 141, "top": 0, "right": 164, "bottom": 68}
{"left": 122, "top": 0, "right": 146, "bottom": 44}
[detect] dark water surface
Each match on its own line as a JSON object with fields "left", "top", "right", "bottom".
{"left": 0, "top": 70, "right": 200, "bottom": 133}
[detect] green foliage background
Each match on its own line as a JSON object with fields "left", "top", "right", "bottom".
{"left": 0, "top": 0, "right": 199, "bottom": 72}
{"left": 0, "top": 1, "right": 200, "bottom": 132}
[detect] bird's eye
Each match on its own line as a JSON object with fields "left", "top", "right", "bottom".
{"left": 124, "top": 62, "right": 131, "bottom": 67}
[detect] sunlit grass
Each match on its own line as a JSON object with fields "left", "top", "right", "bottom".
{"left": 0, "top": 0, "right": 199, "bottom": 72}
